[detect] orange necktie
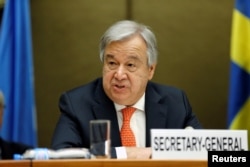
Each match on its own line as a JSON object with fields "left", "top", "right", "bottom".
{"left": 120, "top": 107, "right": 136, "bottom": 146}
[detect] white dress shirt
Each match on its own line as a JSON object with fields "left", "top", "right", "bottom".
{"left": 114, "top": 93, "right": 146, "bottom": 158}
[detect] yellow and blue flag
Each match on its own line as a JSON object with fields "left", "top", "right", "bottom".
{"left": 227, "top": 0, "right": 250, "bottom": 149}
{"left": 0, "top": 0, "right": 37, "bottom": 146}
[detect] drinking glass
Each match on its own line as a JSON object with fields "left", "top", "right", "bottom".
{"left": 89, "top": 120, "right": 111, "bottom": 159}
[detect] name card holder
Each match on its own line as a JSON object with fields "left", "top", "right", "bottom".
{"left": 151, "top": 129, "right": 248, "bottom": 160}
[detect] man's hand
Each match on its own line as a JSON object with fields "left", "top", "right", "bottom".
{"left": 125, "top": 147, "right": 151, "bottom": 159}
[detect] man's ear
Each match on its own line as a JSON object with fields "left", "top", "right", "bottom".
{"left": 148, "top": 64, "right": 156, "bottom": 80}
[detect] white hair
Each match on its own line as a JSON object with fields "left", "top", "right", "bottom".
{"left": 99, "top": 20, "right": 158, "bottom": 66}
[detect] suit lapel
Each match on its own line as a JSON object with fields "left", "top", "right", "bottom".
{"left": 145, "top": 83, "right": 168, "bottom": 146}
{"left": 91, "top": 79, "right": 168, "bottom": 147}
{"left": 92, "top": 78, "right": 122, "bottom": 147}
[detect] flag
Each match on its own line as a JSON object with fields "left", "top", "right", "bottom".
{"left": 0, "top": 0, "right": 37, "bottom": 147}
{"left": 227, "top": 0, "right": 250, "bottom": 149}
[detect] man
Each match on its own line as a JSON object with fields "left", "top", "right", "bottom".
{"left": 0, "top": 90, "right": 33, "bottom": 159}
{"left": 51, "top": 20, "right": 202, "bottom": 159}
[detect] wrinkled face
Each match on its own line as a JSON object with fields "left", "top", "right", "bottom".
{"left": 102, "top": 35, "right": 156, "bottom": 106}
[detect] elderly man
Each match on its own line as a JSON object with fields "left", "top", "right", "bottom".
{"left": 51, "top": 20, "right": 202, "bottom": 159}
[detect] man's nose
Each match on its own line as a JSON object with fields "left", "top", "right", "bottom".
{"left": 114, "top": 65, "right": 127, "bottom": 80}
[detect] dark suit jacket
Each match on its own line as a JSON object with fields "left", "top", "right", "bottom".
{"left": 51, "top": 77, "right": 202, "bottom": 157}
{"left": 0, "top": 137, "right": 33, "bottom": 159}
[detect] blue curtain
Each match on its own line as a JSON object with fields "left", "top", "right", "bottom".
{"left": 0, "top": 0, "right": 37, "bottom": 147}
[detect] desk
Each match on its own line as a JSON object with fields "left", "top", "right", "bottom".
{"left": 0, "top": 160, "right": 31, "bottom": 167}
{"left": 0, "top": 159, "right": 207, "bottom": 167}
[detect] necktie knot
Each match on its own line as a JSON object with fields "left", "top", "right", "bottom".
{"left": 122, "top": 107, "right": 136, "bottom": 121}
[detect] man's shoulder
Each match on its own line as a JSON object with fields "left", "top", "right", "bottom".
{"left": 66, "top": 77, "right": 102, "bottom": 94}
{"left": 147, "top": 81, "right": 183, "bottom": 94}
{"left": 146, "top": 81, "right": 188, "bottom": 102}
{"left": 58, "top": 77, "right": 103, "bottom": 103}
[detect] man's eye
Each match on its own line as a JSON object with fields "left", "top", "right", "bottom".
{"left": 127, "top": 63, "right": 136, "bottom": 72}
{"left": 109, "top": 61, "right": 114, "bottom": 65}
{"left": 107, "top": 61, "right": 117, "bottom": 69}
{"left": 128, "top": 63, "right": 135, "bottom": 67}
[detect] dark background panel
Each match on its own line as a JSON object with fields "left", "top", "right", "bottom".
{"left": 29, "top": 0, "right": 234, "bottom": 147}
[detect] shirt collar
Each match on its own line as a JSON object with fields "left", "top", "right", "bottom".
{"left": 114, "top": 93, "right": 145, "bottom": 112}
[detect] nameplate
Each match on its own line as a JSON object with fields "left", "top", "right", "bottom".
{"left": 151, "top": 129, "right": 248, "bottom": 160}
